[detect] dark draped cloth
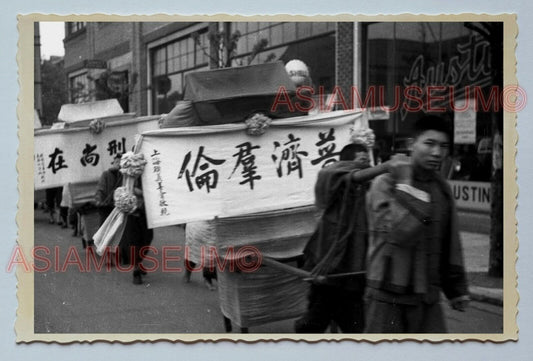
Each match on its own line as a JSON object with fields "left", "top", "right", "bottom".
{"left": 302, "top": 161, "right": 369, "bottom": 290}
{"left": 119, "top": 210, "right": 153, "bottom": 266}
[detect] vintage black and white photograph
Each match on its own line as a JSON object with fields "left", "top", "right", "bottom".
{"left": 17, "top": 15, "right": 517, "bottom": 342}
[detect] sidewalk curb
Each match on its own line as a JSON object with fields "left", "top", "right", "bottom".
{"left": 469, "top": 286, "right": 503, "bottom": 306}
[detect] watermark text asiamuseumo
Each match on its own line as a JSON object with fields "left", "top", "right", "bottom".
{"left": 270, "top": 85, "right": 527, "bottom": 114}
{"left": 6, "top": 245, "right": 262, "bottom": 274}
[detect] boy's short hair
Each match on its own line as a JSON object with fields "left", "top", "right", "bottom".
{"left": 339, "top": 143, "right": 368, "bottom": 161}
{"left": 413, "top": 115, "right": 453, "bottom": 141}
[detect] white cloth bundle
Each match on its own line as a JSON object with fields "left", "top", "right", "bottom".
{"left": 93, "top": 208, "right": 126, "bottom": 255}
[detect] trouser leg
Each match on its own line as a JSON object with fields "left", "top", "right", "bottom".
{"left": 294, "top": 285, "right": 333, "bottom": 333}
{"left": 364, "top": 297, "right": 406, "bottom": 333}
{"left": 405, "top": 302, "right": 447, "bottom": 333}
{"left": 59, "top": 206, "right": 68, "bottom": 226}
{"left": 364, "top": 295, "right": 447, "bottom": 333}
{"left": 333, "top": 290, "right": 365, "bottom": 333}
{"left": 45, "top": 188, "right": 57, "bottom": 222}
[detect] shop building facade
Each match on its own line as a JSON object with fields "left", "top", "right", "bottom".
{"left": 62, "top": 21, "right": 502, "bottom": 214}
{"left": 63, "top": 21, "right": 338, "bottom": 116}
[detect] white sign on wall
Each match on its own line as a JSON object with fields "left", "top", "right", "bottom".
{"left": 34, "top": 116, "right": 159, "bottom": 190}
{"left": 454, "top": 99, "right": 477, "bottom": 144}
{"left": 139, "top": 110, "right": 364, "bottom": 228}
{"left": 448, "top": 180, "right": 491, "bottom": 213}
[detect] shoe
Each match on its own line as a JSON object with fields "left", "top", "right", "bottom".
{"left": 49, "top": 210, "right": 55, "bottom": 224}
{"left": 133, "top": 270, "right": 143, "bottom": 285}
{"left": 183, "top": 268, "right": 192, "bottom": 283}
{"left": 204, "top": 278, "right": 217, "bottom": 291}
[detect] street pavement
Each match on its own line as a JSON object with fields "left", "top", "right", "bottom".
{"left": 32, "top": 208, "right": 503, "bottom": 334}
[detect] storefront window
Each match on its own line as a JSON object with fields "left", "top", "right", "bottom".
{"left": 363, "top": 22, "right": 503, "bottom": 183}
{"left": 69, "top": 72, "right": 90, "bottom": 104}
{"left": 230, "top": 22, "right": 336, "bottom": 93}
{"left": 66, "top": 22, "right": 86, "bottom": 35}
{"left": 151, "top": 30, "right": 209, "bottom": 115}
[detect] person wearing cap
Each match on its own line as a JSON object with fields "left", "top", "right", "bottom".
{"left": 364, "top": 115, "right": 469, "bottom": 333}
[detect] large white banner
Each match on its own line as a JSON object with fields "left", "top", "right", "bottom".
{"left": 139, "top": 110, "right": 365, "bottom": 228}
{"left": 34, "top": 116, "right": 159, "bottom": 190}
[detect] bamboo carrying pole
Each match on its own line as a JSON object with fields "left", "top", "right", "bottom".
{"left": 258, "top": 256, "right": 365, "bottom": 283}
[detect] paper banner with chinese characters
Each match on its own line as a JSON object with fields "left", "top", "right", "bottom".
{"left": 34, "top": 116, "right": 159, "bottom": 190}
{"left": 139, "top": 110, "right": 365, "bottom": 228}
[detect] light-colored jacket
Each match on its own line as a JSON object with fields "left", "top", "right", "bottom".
{"left": 365, "top": 172, "right": 468, "bottom": 301}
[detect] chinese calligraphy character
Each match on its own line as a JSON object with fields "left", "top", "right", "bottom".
{"left": 151, "top": 148, "right": 170, "bottom": 216}
{"left": 310, "top": 128, "right": 339, "bottom": 167}
{"left": 35, "top": 153, "right": 46, "bottom": 183}
{"left": 80, "top": 143, "right": 100, "bottom": 166}
{"left": 229, "top": 142, "right": 261, "bottom": 190}
{"left": 156, "top": 179, "right": 165, "bottom": 191}
{"left": 107, "top": 137, "right": 126, "bottom": 156}
{"left": 178, "top": 146, "right": 226, "bottom": 193}
{"left": 47, "top": 147, "right": 68, "bottom": 174}
{"left": 151, "top": 149, "right": 162, "bottom": 173}
{"left": 271, "top": 133, "right": 309, "bottom": 178}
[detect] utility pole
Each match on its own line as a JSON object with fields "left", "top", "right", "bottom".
{"left": 34, "top": 22, "right": 43, "bottom": 120}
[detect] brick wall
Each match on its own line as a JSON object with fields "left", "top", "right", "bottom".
{"left": 94, "top": 22, "right": 132, "bottom": 56}
{"left": 63, "top": 30, "right": 89, "bottom": 71}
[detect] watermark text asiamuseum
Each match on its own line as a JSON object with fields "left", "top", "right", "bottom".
{"left": 270, "top": 85, "right": 527, "bottom": 114}
{"left": 6, "top": 245, "right": 263, "bottom": 274}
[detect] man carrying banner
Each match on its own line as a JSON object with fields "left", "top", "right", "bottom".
{"left": 95, "top": 153, "right": 123, "bottom": 226}
{"left": 84, "top": 153, "right": 124, "bottom": 251}
{"left": 121, "top": 180, "right": 153, "bottom": 285}
{"left": 364, "top": 115, "right": 470, "bottom": 333}
{"left": 295, "top": 140, "right": 396, "bottom": 333}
